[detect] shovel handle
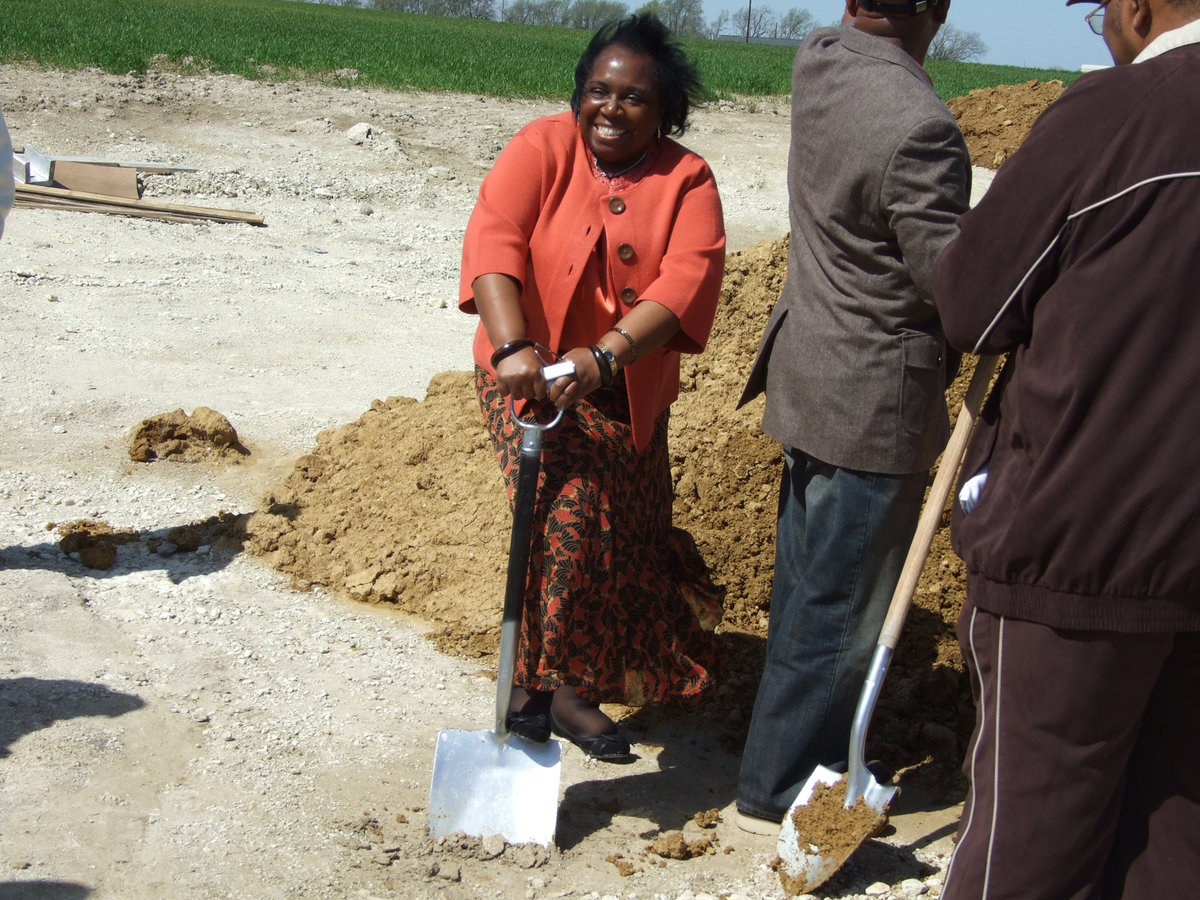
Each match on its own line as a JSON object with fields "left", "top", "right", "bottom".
{"left": 495, "top": 363, "right": 574, "bottom": 736}
{"left": 877, "top": 355, "right": 998, "bottom": 650}
{"left": 844, "top": 355, "right": 999, "bottom": 806}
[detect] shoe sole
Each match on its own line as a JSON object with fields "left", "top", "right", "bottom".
{"left": 735, "top": 811, "right": 781, "bottom": 836}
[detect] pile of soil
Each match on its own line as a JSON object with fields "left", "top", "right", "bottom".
{"left": 949, "top": 79, "right": 1067, "bottom": 170}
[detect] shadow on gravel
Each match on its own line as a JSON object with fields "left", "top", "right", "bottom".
{"left": 0, "top": 882, "right": 91, "bottom": 899}
{"left": 0, "top": 512, "right": 251, "bottom": 583}
{"left": 556, "top": 707, "right": 742, "bottom": 851}
{"left": 0, "top": 677, "right": 145, "bottom": 758}
{"left": 817, "top": 823, "right": 956, "bottom": 895}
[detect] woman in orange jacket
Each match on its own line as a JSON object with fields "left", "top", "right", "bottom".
{"left": 459, "top": 14, "right": 726, "bottom": 760}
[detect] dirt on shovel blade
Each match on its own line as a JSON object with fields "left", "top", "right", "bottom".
{"left": 777, "top": 776, "right": 883, "bottom": 896}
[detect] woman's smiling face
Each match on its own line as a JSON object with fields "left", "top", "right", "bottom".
{"left": 577, "top": 45, "right": 664, "bottom": 173}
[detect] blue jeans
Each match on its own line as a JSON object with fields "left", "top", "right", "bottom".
{"left": 737, "top": 448, "right": 926, "bottom": 821}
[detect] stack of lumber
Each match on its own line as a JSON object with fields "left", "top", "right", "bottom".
{"left": 15, "top": 182, "right": 265, "bottom": 225}
{"left": 11, "top": 146, "right": 265, "bottom": 226}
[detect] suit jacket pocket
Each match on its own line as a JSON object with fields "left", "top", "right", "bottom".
{"left": 899, "top": 332, "right": 943, "bottom": 437}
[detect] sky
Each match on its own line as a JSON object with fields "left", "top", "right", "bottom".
{"left": 703, "top": 1, "right": 1115, "bottom": 72}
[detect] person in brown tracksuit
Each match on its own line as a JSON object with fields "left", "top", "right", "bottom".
{"left": 935, "top": 1, "right": 1200, "bottom": 896}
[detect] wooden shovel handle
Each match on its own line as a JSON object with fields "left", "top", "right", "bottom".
{"left": 877, "top": 355, "right": 999, "bottom": 650}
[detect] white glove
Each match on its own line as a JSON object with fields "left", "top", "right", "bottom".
{"left": 958, "top": 462, "right": 990, "bottom": 516}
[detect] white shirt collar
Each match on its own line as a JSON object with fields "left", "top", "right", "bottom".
{"left": 1135, "top": 17, "right": 1200, "bottom": 63}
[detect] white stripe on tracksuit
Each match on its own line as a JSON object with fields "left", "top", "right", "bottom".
{"left": 969, "top": 171, "right": 1200, "bottom": 357}
{"left": 942, "top": 606, "right": 1005, "bottom": 898}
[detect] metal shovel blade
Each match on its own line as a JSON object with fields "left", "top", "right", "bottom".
{"left": 776, "top": 764, "right": 897, "bottom": 894}
{"left": 428, "top": 728, "right": 562, "bottom": 846}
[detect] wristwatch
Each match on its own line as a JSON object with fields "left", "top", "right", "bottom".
{"left": 594, "top": 341, "right": 618, "bottom": 380}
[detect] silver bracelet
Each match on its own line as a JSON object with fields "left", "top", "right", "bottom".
{"left": 614, "top": 326, "right": 638, "bottom": 362}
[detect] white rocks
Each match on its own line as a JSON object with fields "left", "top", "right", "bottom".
{"left": 346, "top": 122, "right": 374, "bottom": 144}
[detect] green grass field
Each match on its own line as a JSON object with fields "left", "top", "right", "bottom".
{"left": 0, "top": 0, "right": 1080, "bottom": 101}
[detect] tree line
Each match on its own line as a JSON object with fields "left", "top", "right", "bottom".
{"left": 312, "top": 0, "right": 986, "bottom": 59}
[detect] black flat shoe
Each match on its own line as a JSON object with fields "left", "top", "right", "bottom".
{"left": 505, "top": 709, "right": 551, "bottom": 744}
{"left": 549, "top": 709, "right": 632, "bottom": 761}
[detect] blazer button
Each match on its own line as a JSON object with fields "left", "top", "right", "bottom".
{"left": 617, "top": 243, "right": 635, "bottom": 262}
{"left": 620, "top": 287, "right": 638, "bottom": 305}
{"left": 609, "top": 197, "right": 626, "bottom": 215}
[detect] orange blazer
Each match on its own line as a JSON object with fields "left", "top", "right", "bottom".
{"left": 460, "top": 111, "right": 725, "bottom": 451}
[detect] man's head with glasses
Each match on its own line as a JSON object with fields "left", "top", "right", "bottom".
{"left": 1065, "top": 0, "right": 1200, "bottom": 66}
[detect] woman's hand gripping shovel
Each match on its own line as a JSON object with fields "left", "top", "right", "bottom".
{"left": 427, "top": 360, "right": 576, "bottom": 847}
{"left": 776, "top": 356, "right": 998, "bottom": 894}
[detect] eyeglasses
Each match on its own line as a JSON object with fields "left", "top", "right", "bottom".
{"left": 1086, "top": 1, "right": 1110, "bottom": 36}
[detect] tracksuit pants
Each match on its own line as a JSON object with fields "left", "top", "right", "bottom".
{"left": 942, "top": 596, "right": 1200, "bottom": 900}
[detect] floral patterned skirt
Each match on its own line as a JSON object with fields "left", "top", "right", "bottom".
{"left": 476, "top": 367, "right": 726, "bottom": 707}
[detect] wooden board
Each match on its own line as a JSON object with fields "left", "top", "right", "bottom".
{"left": 48, "top": 155, "right": 197, "bottom": 175}
{"left": 51, "top": 161, "right": 141, "bottom": 199}
{"left": 15, "top": 183, "right": 265, "bottom": 226}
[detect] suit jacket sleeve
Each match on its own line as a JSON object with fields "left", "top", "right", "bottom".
{"left": 933, "top": 82, "right": 1091, "bottom": 354}
{"left": 886, "top": 113, "right": 971, "bottom": 306}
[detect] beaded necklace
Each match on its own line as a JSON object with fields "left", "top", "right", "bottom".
{"left": 591, "top": 148, "right": 647, "bottom": 180}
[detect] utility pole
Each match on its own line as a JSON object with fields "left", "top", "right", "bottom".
{"left": 745, "top": 0, "right": 751, "bottom": 42}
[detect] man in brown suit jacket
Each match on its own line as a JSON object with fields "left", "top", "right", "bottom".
{"left": 736, "top": 0, "right": 970, "bottom": 832}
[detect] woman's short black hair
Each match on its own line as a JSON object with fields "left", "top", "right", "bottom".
{"left": 570, "top": 13, "right": 703, "bottom": 138}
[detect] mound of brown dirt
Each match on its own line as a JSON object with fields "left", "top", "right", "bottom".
{"left": 244, "top": 236, "right": 975, "bottom": 788}
{"left": 949, "top": 79, "right": 1066, "bottom": 170}
{"left": 128, "top": 406, "right": 249, "bottom": 462}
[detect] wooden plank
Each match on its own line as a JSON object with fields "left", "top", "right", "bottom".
{"left": 51, "top": 161, "right": 141, "bottom": 200}
{"left": 49, "top": 155, "right": 198, "bottom": 174}
{"left": 14, "top": 183, "right": 265, "bottom": 226}
{"left": 16, "top": 144, "right": 197, "bottom": 175}
{"left": 14, "top": 197, "right": 218, "bottom": 225}
{"left": 17, "top": 182, "right": 262, "bottom": 220}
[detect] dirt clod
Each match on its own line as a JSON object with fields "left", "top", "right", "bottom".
{"left": 606, "top": 852, "right": 637, "bottom": 876}
{"left": 646, "top": 831, "right": 717, "bottom": 860}
{"left": 56, "top": 519, "right": 140, "bottom": 571}
{"left": 128, "top": 406, "right": 248, "bottom": 462}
